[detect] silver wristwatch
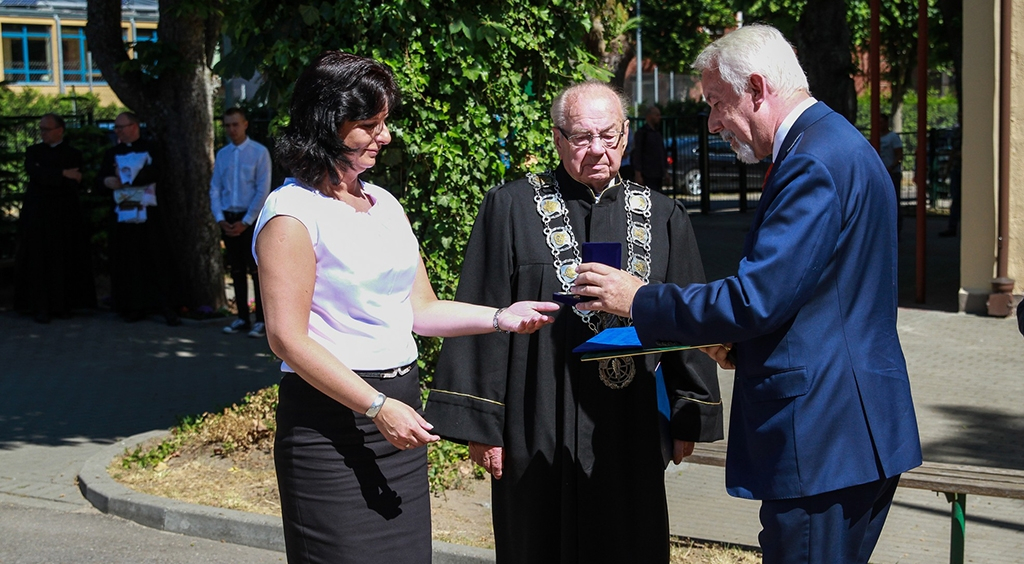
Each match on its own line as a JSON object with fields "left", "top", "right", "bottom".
{"left": 365, "top": 392, "right": 387, "bottom": 419}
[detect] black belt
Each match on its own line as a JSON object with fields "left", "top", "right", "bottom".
{"left": 353, "top": 362, "right": 416, "bottom": 379}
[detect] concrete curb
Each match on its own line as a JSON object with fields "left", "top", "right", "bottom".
{"left": 77, "top": 430, "right": 496, "bottom": 563}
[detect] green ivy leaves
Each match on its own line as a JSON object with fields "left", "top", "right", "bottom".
{"left": 219, "top": 0, "right": 601, "bottom": 383}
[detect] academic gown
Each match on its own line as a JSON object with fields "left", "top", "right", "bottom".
{"left": 14, "top": 141, "right": 96, "bottom": 316}
{"left": 426, "top": 165, "right": 724, "bottom": 564}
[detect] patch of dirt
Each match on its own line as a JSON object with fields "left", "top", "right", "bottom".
{"left": 109, "top": 436, "right": 497, "bottom": 547}
{"left": 109, "top": 439, "right": 758, "bottom": 563}
{"left": 107, "top": 384, "right": 757, "bottom": 562}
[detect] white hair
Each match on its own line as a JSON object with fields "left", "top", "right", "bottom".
{"left": 692, "top": 24, "right": 809, "bottom": 99}
{"left": 550, "top": 80, "right": 628, "bottom": 129}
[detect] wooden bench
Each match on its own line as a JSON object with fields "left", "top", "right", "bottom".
{"left": 688, "top": 443, "right": 1024, "bottom": 564}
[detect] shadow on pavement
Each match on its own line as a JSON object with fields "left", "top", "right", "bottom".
{"left": 0, "top": 310, "right": 282, "bottom": 449}
{"left": 922, "top": 405, "right": 1024, "bottom": 470}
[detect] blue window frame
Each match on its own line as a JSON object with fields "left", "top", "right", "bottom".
{"left": 135, "top": 29, "right": 158, "bottom": 43}
{"left": 2, "top": 24, "right": 53, "bottom": 83}
{"left": 61, "top": 27, "right": 104, "bottom": 84}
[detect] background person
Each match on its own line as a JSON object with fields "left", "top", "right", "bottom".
{"left": 14, "top": 113, "right": 96, "bottom": 323}
{"left": 573, "top": 25, "right": 922, "bottom": 564}
{"left": 210, "top": 107, "right": 272, "bottom": 338}
{"left": 632, "top": 105, "right": 667, "bottom": 191}
{"left": 100, "top": 112, "right": 179, "bottom": 326}
{"left": 426, "top": 81, "right": 723, "bottom": 564}
{"left": 252, "top": 51, "right": 557, "bottom": 564}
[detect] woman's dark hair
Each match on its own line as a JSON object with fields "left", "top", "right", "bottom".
{"left": 276, "top": 51, "right": 400, "bottom": 187}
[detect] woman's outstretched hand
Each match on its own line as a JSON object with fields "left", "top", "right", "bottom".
{"left": 496, "top": 301, "right": 560, "bottom": 334}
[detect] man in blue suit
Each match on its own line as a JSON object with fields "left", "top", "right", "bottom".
{"left": 573, "top": 25, "right": 922, "bottom": 564}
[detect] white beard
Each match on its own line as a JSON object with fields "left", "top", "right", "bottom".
{"left": 721, "top": 130, "right": 760, "bottom": 164}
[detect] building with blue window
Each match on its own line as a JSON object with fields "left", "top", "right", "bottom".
{"left": 0, "top": 0, "right": 157, "bottom": 105}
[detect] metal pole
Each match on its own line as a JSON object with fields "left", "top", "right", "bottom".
{"left": 944, "top": 492, "right": 966, "bottom": 564}
{"left": 869, "top": 0, "right": 880, "bottom": 150}
{"left": 86, "top": 52, "right": 94, "bottom": 93}
{"left": 654, "top": 65, "right": 659, "bottom": 105}
{"left": 635, "top": 0, "right": 642, "bottom": 113}
{"left": 914, "top": 0, "right": 928, "bottom": 303}
{"left": 55, "top": 15, "right": 65, "bottom": 94}
{"left": 669, "top": 70, "right": 675, "bottom": 101}
{"left": 997, "top": 0, "right": 1012, "bottom": 279}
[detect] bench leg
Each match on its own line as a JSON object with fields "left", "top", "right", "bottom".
{"left": 944, "top": 492, "right": 966, "bottom": 564}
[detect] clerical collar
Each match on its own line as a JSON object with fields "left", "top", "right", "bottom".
{"left": 48, "top": 140, "right": 63, "bottom": 148}
{"left": 554, "top": 165, "right": 620, "bottom": 203}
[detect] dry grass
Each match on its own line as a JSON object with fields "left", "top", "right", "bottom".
{"left": 109, "top": 385, "right": 761, "bottom": 563}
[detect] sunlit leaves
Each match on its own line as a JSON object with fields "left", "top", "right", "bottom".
{"left": 218, "top": 0, "right": 601, "bottom": 382}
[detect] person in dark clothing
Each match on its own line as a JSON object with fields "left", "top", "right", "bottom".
{"left": 426, "top": 81, "right": 723, "bottom": 564}
{"left": 14, "top": 113, "right": 96, "bottom": 323}
{"left": 574, "top": 25, "right": 921, "bottom": 564}
{"left": 632, "top": 105, "right": 667, "bottom": 191}
{"left": 99, "top": 112, "right": 179, "bottom": 326}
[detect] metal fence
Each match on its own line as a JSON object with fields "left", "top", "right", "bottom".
{"left": 631, "top": 115, "right": 960, "bottom": 216}
{"left": 630, "top": 115, "right": 766, "bottom": 213}
{"left": 895, "top": 128, "right": 960, "bottom": 215}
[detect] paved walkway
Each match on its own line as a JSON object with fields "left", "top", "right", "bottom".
{"left": 0, "top": 211, "right": 1021, "bottom": 563}
{"left": 670, "top": 211, "right": 1024, "bottom": 563}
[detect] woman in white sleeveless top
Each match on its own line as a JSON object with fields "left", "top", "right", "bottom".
{"left": 253, "top": 51, "right": 558, "bottom": 564}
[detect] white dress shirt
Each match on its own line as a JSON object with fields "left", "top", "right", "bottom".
{"left": 209, "top": 137, "right": 272, "bottom": 226}
{"left": 772, "top": 96, "right": 818, "bottom": 163}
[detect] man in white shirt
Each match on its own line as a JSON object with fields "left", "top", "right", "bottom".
{"left": 210, "top": 108, "right": 272, "bottom": 337}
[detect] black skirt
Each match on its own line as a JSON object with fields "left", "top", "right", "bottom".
{"left": 275, "top": 366, "right": 431, "bottom": 564}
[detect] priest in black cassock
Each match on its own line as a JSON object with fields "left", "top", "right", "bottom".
{"left": 426, "top": 81, "right": 724, "bottom": 564}
{"left": 14, "top": 113, "right": 96, "bottom": 323}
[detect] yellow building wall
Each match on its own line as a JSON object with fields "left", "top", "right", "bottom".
{"left": 1, "top": 14, "right": 155, "bottom": 109}
{"left": 1009, "top": 0, "right": 1024, "bottom": 299}
{"left": 960, "top": 0, "right": 1024, "bottom": 312}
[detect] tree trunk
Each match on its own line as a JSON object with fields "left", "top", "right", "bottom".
{"left": 796, "top": 0, "right": 858, "bottom": 123}
{"left": 87, "top": 0, "right": 224, "bottom": 309}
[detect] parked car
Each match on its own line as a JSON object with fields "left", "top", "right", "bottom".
{"left": 668, "top": 134, "right": 771, "bottom": 196}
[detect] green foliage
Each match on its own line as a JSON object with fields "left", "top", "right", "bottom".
{"left": 120, "top": 386, "right": 279, "bottom": 469}
{"left": 218, "top": 0, "right": 601, "bottom": 382}
{"left": 737, "top": 0, "right": 960, "bottom": 119}
{"left": 660, "top": 97, "right": 710, "bottom": 131}
{"left": 120, "top": 437, "right": 182, "bottom": 469}
{"left": 638, "top": 1, "right": 736, "bottom": 72}
{"left": 0, "top": 85, "right": 124, "bottom": 266}
{"left": 427, "top": 439, "right": 485, "bottom": 494}
{"left": 0, "top": 86, "right": 124, "bottom": 120}
{"left": 858, "top": 89, "right": 959, "bottom": 132}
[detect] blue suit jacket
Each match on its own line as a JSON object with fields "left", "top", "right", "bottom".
{"left": 633, "top": 102, "right": 922, "bottom": 500}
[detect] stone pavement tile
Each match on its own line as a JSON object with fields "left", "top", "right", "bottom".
{"left": 666, "top": 295, "right": 1023, "bottom": 561}
{"left": 897, "top": 309, "right": 1024, "bottom": 469}
{"left": 0, "top": 310, "right": 282, "bottom": 506}
{"left": 667, "top": 464, "right": 1024, "bottom": 564}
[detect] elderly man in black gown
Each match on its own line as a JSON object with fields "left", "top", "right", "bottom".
{"left": 426, "top": 81, "right": 723, "bottom": 564}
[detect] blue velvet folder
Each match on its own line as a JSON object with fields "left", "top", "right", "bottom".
{"left": 572, "top": 327, "right": 716, "bottom": 361}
